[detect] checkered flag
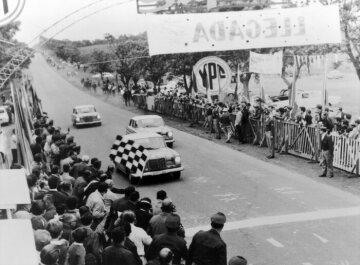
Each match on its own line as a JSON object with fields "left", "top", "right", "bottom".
{"left": 109, "top": 135, "right": 149, "bottom": 177}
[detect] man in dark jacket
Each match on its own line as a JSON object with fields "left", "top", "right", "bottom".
{"left": 187, "top": 212, "right": 227, "bottom": 265}
{"left": 319, "top": 126, "right": 334, "bottom": 178}
{"left": 45, "top": 176, "right": 68, "bottom": 209}
{"left": 112, "top": 186, "right": 135, "bottom": 212}
{"left": 146, "top": 214, "right": 188, "bottom": 265}
{"left": 103, "top": 227, "right": 138, "bottom": 265}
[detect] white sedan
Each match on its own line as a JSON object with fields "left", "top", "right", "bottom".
{"left": 126, "top": 115, "right": 175, "bottom": 147}
{"left": 71, "top": 105, "right": 101, "bottom": 127}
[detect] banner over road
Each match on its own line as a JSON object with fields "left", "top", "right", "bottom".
{"left": 146, "top": 5, "right": 341, "bottom": 56}
{"left": 249, "top": 51, "right": 283, "bottom": 74}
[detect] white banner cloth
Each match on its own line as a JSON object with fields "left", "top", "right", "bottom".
{"left": 249, "top": 51, "right": 283, "bottom": 74}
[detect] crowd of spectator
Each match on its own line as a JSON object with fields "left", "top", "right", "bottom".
{"left": 10, "top": 112, "right": 249, "bottom": 265}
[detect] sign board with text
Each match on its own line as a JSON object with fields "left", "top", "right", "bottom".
{"left": 193, "top": 56, "right": 232, "bottom": 95}
{"left": 146, "top": 5, "right": 341, "bottom": 55}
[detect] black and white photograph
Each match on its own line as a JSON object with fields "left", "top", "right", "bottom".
{"left": 0, "top": 0, "right": 360, "bottom": 264}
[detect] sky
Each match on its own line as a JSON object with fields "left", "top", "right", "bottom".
{"left": 14, "top": 0, "right": 148, "bottom": 44}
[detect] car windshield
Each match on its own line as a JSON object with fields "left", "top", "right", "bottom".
{"left": 135, "top": 137, "right": 166, "bottom": 149}
{"left": 138, "top": 117, "right": 164, "bottom": 128}
{"left": 77, "top": 106, "right": 95, "bottom": 114}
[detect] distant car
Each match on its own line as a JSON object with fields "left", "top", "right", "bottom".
{"left": 0, "top": 106, "right": 10, "bottom": 125}
{"left": 126, "top": 115, "right": 175, "bottom": 147}
{"left": 72, "top": 105, "right": 101, "bottom": 127}
{"left": 114, "top": 132, "right": 183, "bottom": 183}
{"left": 270, "top": 89, "right": 289, "bottom": 102}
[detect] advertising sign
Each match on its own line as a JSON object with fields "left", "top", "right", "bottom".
{"left": 193, "top": 56, "right": 232, "bottom": 95}
{"left": 146, "top": 5, "right": 341, "bottom": 55}
{"left": 0, "top": 0, "right": 26, "bottom": 27}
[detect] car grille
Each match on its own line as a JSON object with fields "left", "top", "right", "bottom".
{"left": 83, "top": 116, "right": 93, "bottom": 122}
{"left": 148, "top": 158, "right": 166, "bottom": 171}
{"left": 159, "top": 133, "right": 169, "bottom": 140}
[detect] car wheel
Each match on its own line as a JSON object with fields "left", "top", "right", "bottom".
{"left": 173, "top": 171, "right": 181, "bottom": 179}
{"left": 167, "top": 142, "right": 173, "bottom": 148}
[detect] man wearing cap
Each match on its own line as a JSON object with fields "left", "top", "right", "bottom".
{"left": 319, "top": 126, "right": 334, "bottom": 178}
{"left": 148, "top": 199, "right": 179, "bottom": 237}
{"left": 146, "top": 214, "right": 188, "bottom": 265}
{"left": 187, "top": 212, "right": 227, "bottom": 265}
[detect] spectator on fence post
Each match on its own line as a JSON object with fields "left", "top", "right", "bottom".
{"left": 319, "top": 125, "right": 334, "bottom": 178}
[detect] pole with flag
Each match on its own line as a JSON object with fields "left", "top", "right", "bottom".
{"left": 322, "top": 54, "right": 328, "bottom": 107}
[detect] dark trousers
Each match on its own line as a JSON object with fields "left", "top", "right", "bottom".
{"left": 11, "top": 148, "right": 18, "bottom": 164}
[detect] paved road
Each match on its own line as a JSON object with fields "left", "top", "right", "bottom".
{"left": 30, "top": 54, "right": 360, "bottom": 265}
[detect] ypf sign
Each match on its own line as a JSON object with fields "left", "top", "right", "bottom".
{"left": 193, "top": 56, "right": 232, "bottom": 95}
{"left": 0, "top": 0, "right": 25, "bottom": 27}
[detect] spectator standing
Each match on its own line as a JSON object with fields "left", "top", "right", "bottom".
{"left": 66, "top": 228, "right": 87, "bottom": 265}
{"left": 153, "top": 190, "right": 167, "bottom": 216}
{"left": 146, "top": 248, "right": 174, "bottom": 265}
{"left": 319, "top": 126, "right": 334, "bottom": 178}
{"left": 187, "top": 212, "right": 227, "bottom": 265}
{"left": 10, "top": 129, "right": 18, "bottom": 164}
{"left": 86, "top": 182, "right": 108, "bottom": 228}
{"left": 219, "top": 108, "right": 233, "bottom": 143}
{"left": 146, "top": 214, "right": 188, "bottom": 265}
{"left": 103, "top": 227, "right": 139, "bottom": 265}
{"left": 123, "top": 211, "right": 152, "bottom": 264}
{"left": 112, "top": 186, "right": 135, "bottom": 213}
{"left": 148, "top": 199, "right": 176, "bottom": 237}
{"left": 47, "top": 220, "right": 69, "bottom": 265}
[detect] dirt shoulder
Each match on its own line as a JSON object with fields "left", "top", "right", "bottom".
{"left": 48, "top": 62, "right": 360, "bottom": 197}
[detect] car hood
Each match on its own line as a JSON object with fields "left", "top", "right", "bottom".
{"left": 137, "top": 126, "right": 171, "bottom": 134}
{"left": 146, "top": 147, "right": 179, "bottom": 160}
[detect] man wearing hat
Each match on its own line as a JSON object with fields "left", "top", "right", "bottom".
{"left": 319, "top": 126, "right": 334, "bottom": 178}
{"left": 188, "top": 212, "right": 227, "bottom": 265}
{"left": 146, "top": 214, "right": 188, "bottom": 265}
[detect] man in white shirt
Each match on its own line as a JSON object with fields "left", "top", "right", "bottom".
{"left": 10, "top": 129, "right": 18, "bottom": 164}
{"left": 86, "top": 182, "right": 108, "bottom": 230}
{"left": 123, "top": 210, "right": 152, "bottom": 264}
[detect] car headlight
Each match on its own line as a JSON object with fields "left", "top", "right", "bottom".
{"left": 174, "top": 156, "right": 181, "bottom": 165}
{"left": 75, "top": 117, "right": 80, "bottom": 122}
{"left": 96, "top": 114, "right": 101, "bottom": 119}
{"left": 168, "top": 131, "right": 173, "bottom": 138}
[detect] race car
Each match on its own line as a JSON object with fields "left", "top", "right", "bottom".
{"left": 0, "top": 106, "right": 10, "bottom": 125}
{"left": 113, "top": 132, "right": 183, "bottom": 183}
{"left": 71, "top": 105, "right": 101, "bottom": 127}
{"left": 126, "top": 115, "right": 175, "bottom": 147}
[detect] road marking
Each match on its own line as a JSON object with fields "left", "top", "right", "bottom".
{"left": 281, "top": 190, "right": 304, "bottom": 195}
{"left": 312, "top": 233, "right": 328, "bottom": 243}
{"left": 213, "top": 193, "right": 246, "bottom": 203}
{"left": 185, "top": 206, "right": 360, "bottom": 237}
{"left": 266, "top": 238, "right": 284, "bottom": 248}
{"left": 302, "top": 263, "right": 313, "bottom": 265}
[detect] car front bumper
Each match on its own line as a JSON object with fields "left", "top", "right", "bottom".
{"left": 165, "top": 139, "right": 175, "bottom": 144}
{"left": 75, "top": 120, "right": 101, "bottom": 125}
{"left": 132, "top": 166, "right": 183, "bottom": 178}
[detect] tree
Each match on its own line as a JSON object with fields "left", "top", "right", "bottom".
{"left": 143, "top": 54, "right": 169, "bottom": 90}
{"left": 90, "top": 49, "right": 113, "bottom": 80}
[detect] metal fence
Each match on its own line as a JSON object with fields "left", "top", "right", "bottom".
{"left": 133, "top": 94, "right": 360, "bottom": 176}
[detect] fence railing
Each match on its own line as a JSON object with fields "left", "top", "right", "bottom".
{"left": 133, "top": 94, "right": 360, "bottom": 176}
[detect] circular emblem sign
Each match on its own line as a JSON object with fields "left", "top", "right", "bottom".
{"left": 193, "top": 56, "right": 232, "bottom": 95}
{"left": 0, "top": 0, "right": 26, "bottom": 27}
